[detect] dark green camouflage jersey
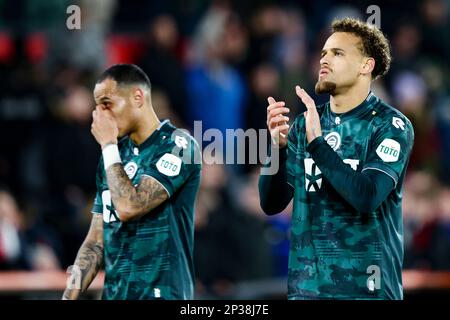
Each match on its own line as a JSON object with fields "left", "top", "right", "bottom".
{"left": 91, "top": 120, "right": 202, "bottom": 300}
{"left": 286, "top": 92, "right": 414, "bottom": 299}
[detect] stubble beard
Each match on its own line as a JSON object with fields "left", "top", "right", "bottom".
{"left": 314, "top": 80, "right": 337, "bottom": 95}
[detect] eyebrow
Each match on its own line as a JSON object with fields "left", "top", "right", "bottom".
{"left": 94, "top": 96, "right": 111, "bottom": 103}
{"left": 321, "top": 48, "right": 345, "bottom": 56}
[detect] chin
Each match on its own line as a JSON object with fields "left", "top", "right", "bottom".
{"left": 315, "top": 80, "right": 337, "bottom": 95}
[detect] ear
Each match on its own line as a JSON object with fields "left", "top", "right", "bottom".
{"left": 133, "top": 88, "right": 145, "bottom": 108}
{"left": 361, "top": 57, "right": 375, "bottom": 76}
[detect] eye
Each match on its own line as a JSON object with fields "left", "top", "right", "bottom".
{"left": 335, "top": 51, "right": 343, "bottom": 56}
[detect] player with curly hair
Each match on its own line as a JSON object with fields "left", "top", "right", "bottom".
{"left": 259, "top": 18, "right": 414, "bottom": 299}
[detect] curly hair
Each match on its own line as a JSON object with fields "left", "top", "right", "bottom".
{"left": 332, "top": 18, "right": 391, "bottom": 80}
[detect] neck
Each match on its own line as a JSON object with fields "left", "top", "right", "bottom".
{"left": 129, "top": 105, "right": 160, "bottom": 145}
{"left": 330, "top": 81, "right": 371, "bottom": 114}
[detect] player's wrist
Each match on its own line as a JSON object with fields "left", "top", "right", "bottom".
{"left": 101, "top": 140, "right": 118, "bottom": 150}
{"left": 62, "top": 288, "right": 79, "bottom": 300}
{"left": 306, "top": 131, "right": 322, "bottom": 144}
{"left": 102, "top": 143, "right": 122, "bottom": 170}
{"left": 306, "top": 135, "right": 326, "bottom": 153}
{"left": 270, "top": 136, "right": 287, "bottom": 149}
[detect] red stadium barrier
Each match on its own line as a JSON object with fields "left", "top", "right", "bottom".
{"left": 0, "top": 271, "right": 104, "bottom": 293}
{"left": 402, "top": 270, "right": 450, "bottom": 291}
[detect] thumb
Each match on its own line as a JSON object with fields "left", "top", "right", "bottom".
{"left": 267, "top": 96, "right": 276, "bottom": 105}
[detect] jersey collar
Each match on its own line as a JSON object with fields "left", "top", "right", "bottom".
{"left": 128, "top": 119, "right": 170, "bottom": 152}
{"left": 327, "top": 91, "right": 378, "bottom": 125}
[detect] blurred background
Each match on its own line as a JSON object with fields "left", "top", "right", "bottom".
{"left": 0, "top": 0, "right": 449, "bottom": 299}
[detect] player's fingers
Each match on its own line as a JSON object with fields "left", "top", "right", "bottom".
{"left": 269, "top": 107, "right": 290, "bottom": 119}
{"left": 267, "top": 97, "right": 276, "bottom": 105}
{"left": 295, "top": 86, "right": 315, "bottom": 109}
{"left": 272, "top": 123, "right": 290, "bottom": 132}
{"left": 268, "top": 115, "right": 289, "bottom": 128}
{"left": 271, "top": 124, "right": 290, "bottom": 137}
{"left": 302, "top": 92, "right": 315, "bottom": 106}
{"left": 91, "top": 115, "right": 97, "bottom": 128}
{"left": 272, "top": 114, "right": 289, "bottom": 122}
{"left": 295, "top": 85, "right": 307, "bottom": 102}
{"left": 267, "top": 101, "right": 286, "bottom": 113}
{"left": 98, "top": 104, "right": 111, "bottom": 116}
{"left": 103, "top": 110, "right": 113, "bottom": 121}
{"left": 268, "top": 115, "right": 287, "bottom": 130}
{"left": 95, "top": 108, "right": 106, "bottom": 121}
{"left": 99, "top": 109, "right": 114, "bottom": 123}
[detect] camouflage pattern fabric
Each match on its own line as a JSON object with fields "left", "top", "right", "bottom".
{"left": 92, "top": 120, "right": 202, "bottom": 299}
{"left": 283, "top": 93, "right": 414, "bottom": 299}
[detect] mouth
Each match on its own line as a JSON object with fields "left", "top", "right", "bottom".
{"left": 319, "top": 68, "right": 331, "bottom": 78}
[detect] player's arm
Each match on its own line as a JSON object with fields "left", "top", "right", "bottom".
{"left": 306, "top": 137, "right": 394, "bottom": 212}
{"left": 259, "top": 97, "right": 293, "bottom": 215}
{"left": 297, "top": 85, "right": 413, "bottom": 213}
{"left": 90, "top": 105, "right": 168, "bottom": 222}
{"left": 105, "top": 164, "right": 168, "bottom": 222}
{"left": 62, "top": 214, "right": 103, "bottom": 300}
{"left": 259, "top": 147, "right": 294, "bottom": 214}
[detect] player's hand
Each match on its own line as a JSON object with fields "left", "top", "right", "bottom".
{"left": 295, "top": 85, "right": 322, "bottom": 144}
{"left": 91, "top": 105, "right": 119, "bottom": 149}
{"left": 267, "top": 97, "right": 290, "bottom": 148}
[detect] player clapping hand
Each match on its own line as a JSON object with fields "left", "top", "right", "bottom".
{"left": 266, "top": 96, "right": 290, "bottom": 148}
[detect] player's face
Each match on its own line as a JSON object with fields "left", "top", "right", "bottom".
{"left": 93, "top": 79, "right": 137, "bottom": 138}
{"left": 315, "top": 32, "right": 366, "bottom": 95}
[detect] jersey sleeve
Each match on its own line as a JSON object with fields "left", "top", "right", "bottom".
{"left": 362, "top": 114, "right": 414, "bottom": 186}
{"left": 91, "top": 158, "right": 104, "bottom": 215}
{"left": 92, "top": 192, "right": 103, "bottom": 215}
{"left": 141, "top": 136, "right": 202, "bottom": 197}
{"left": 286, "top": 116, "right": 302, "bottom": 187}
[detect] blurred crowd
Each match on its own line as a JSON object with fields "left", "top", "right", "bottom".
{"left": 0, "top": 0, "right": 449, "bottom": 298}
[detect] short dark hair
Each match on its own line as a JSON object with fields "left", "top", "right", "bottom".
{"left": 97, "top": 64, "right": 151, "bottom": 89}
{"left": 332, "top": 18, "right": 391, "bottom": 80}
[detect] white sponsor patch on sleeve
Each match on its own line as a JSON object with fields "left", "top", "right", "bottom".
{"left": 156, "top": 153, "right": 182, "bottom": 176}
{"left": 376, "top": 138, "right": 401, "bottom": 162}
{"left": 124, "top": 161, "right": 138, "bottom": 179}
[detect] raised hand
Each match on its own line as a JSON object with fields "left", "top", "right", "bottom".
{"left": 266, "top": 96, "right": 290, "bottom": 148}
{"left": 295, "top": 85, "right": 322, "bottom": 144}
{"left": 91, "top": 105, "right": 119, "bottom": 149}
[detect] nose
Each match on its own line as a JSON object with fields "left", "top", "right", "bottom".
{"left": 320, "top": 56, "right": 329, "bottom": 68}
{"left": 320, "top": 52, "right": 330, "bottom": 67}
